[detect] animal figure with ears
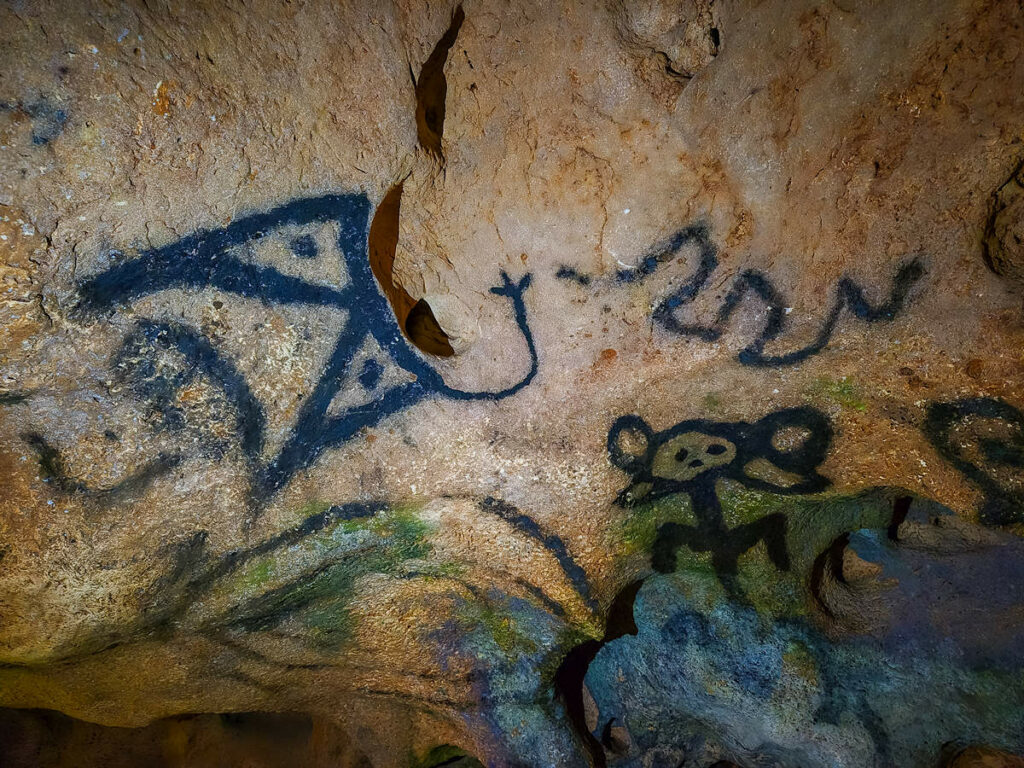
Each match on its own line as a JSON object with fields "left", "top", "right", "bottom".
{"left": 607, "top": 406, "right": 833, "bottom": 599}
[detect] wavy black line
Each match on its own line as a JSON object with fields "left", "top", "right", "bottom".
{"left": 619, "top": 222, "right": 925, "bottom": 367}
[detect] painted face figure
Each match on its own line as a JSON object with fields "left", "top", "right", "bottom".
{"left": 0, "top": 192, "right": 544, "bottom": 667}
{"left": 607, "top": 406, "right": 832, "bottom": 596}
{"left": 41, "top": 193, "right": 537, "bottom": 506}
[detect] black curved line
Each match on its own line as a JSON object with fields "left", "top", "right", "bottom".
{"left": 120, "top": 319, "right": 267, "bottom": 460}
{"left": 739, "top": 259, "right": 926, "bottom": 366}
{"left": 924, "top": 397, "right": 1024, "bottom": 525}
{"left": 434, "top": 272, "right": 539, "bottom": 400}
{"left": 0, "top": 391, "right": 32, "bottom": 406}
{"left": 192, "top": 502, "right": 385, "bottom": 590}
{"left": 607, "top": 414, "right": 656, "bottom": 476}
{"left": 74, "top": 194, "right": 370, "bottom": 315}
{"left": 657, "top": 259, "right": 925, "bottom": 367}
{"left": 621, "top": 220, "right": 925, "bottom": 366}
{"left": 20, "top": 432, "right": 180, "bottom": 499}
{"left": 479, "top": 496, "right": 597, "bottom": 612}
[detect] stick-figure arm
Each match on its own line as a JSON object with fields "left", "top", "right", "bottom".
{"left": 433, "top": 271, "right": 539, "bottom": 401}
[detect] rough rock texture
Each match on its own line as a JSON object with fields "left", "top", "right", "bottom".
{"left": 1, "top": 0, "right": 1024, "bottom": 766}
{"left": 985, "top": 162, "right": 1024, "bottom": 288}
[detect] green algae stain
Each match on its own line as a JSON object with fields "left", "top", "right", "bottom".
{"left": 806, "top": 376, "right": 868, "bottom": 412}
{"left": 241, "top": 558, "right": 276, "bottom": 591}
{"left": 730, "top": 484, "right": 905, "bottom": 616}
{"left": 717, "top": 482, "right": 790, "bottom": 527}
{"left": 734, "top": 541, "right": 802, "bottom": 615}
{"left": 782, "top": 642, "right": 819, "bottom": 686}
{"left": 616, "top": 494, "right": 695, "bottom": 555}
{"left": 617, "top": 482, "right": 909, "bottom": 619}
{"left": 370, "top": 507, "right": 432, "bottom": 560}
{"left": 292, "top": 499, "right": 333, "bottom": 523}
{"left": 210, "top": 503, "right": 436, "bottom": 649}
{"left": 302, "top": 595, "right": 355, "bottom": 648}
{"left": 412, "top": 745, "right": 484, "bottom": 768}
{"left": 702, "top": 391, "right": 723, "bottom": 412}
{"left": 459, "top": 601, "right": 539, "bottom": 659}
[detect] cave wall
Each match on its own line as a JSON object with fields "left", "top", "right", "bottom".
{"left": 1, "top": 0, "right": 1023, "bottom": 766}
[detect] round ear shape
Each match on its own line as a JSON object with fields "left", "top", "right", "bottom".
{"left": 925, "top": 397, "right": 1024, "bottom": 464}
{"left": 751, "top": 406, "right": 832, "bottom": 476}
{"left": 607, "top": 414, "right": 655, "bottom": 475}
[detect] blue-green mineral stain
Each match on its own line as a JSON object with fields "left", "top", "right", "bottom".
{"left": 585, "top": 518, "right": 1024, "bottom": 767}
{"left": 412, "top": 745, "right": 484, "bottom": 768}
{"left": 437, "top": 590, "right": 588, "bottom": 767}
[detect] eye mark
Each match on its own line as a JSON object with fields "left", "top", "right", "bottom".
{"left": 290, "top": 234, "right": 318, "bottom": 260}
{"left": 707, "top": 444, "right": 727, "bottom": 455}
{"left": 359, "top": 358, "right": 383, "bottom": 390}
{"left": 675, "top": 447, "right": 689, "bottom": 461}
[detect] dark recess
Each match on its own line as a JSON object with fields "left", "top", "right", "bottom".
{"left": 553, "top": 579, "right": 644, "bottom": 768}
{"left": 888, "top": 496, "right": 913, "bottom": 540}
{"left": 0, "top": 708, "right": 365, "bottom": 768}
{"left": 415, "top": 5, "right": 465, "bottom": 158}
{"left": 367, "top": 183, "right": 455, "bottom": 356}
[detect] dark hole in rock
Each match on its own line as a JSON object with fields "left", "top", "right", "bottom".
{"left": 414, "top": 5, "right": 465, "bottom": 159}
{"left": 0, "top": 708, "right": 367, "bottom": 768}
{"left": 407, "top": 297, "right": 456, "bottom": 357}
{"left": 888, "top": 495, "right": 913, "bottom": 541}
{"left": 553, "top": 639, "right": 606, "bottom": 767}
{"left": 604, "top": 578, "right": 642, "bottom": 639}
{"left": 417, "top": 744, "right": 486, "bottom": 767}
{"left": 367, "top": 183, "right": 454, "bottom": 357}
{"left": 553, "top": 578, "right": 643, "bottom": 767}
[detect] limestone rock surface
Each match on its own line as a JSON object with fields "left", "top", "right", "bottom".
{"left": 1, "top": 0, "right": 1024, "bottom": 766}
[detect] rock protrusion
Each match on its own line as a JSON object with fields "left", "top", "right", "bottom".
{"left": 984, "top": 161, "right": 1024, "bottom": 288}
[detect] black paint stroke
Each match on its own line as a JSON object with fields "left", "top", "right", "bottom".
{"left": 479, "top": 496, "right": 597, "bottom": 612}
{"left": 0, "top": 391, "right": 32, "bottom": 406}
{"left": 924, "top": 397, "right": 1024, "bottom": 526}
{"left": 513, "top": 577, "right": 568, "bottom": 618}
{"left": 74, "top": 193, "right": 538, "bottom": 500}
{"left": 555, "top": 266, "right": 592, "bottom": 287}
{"left": 612, "top": 221, "right": 925, "bottom": 366}
{"left": 194, "top": 502, "right": 385, "bottom": 591}
{"left": 608, "top": 406, "right": 832, "bottom": 598}
{"left": 116, "top": 320, "right": 266, "bottom": 461}
{"left": 0, "top": 501, "right": 392, "bottom": 669}
{"left": 20, "top": 432, "right": 180, "bottom": 500}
